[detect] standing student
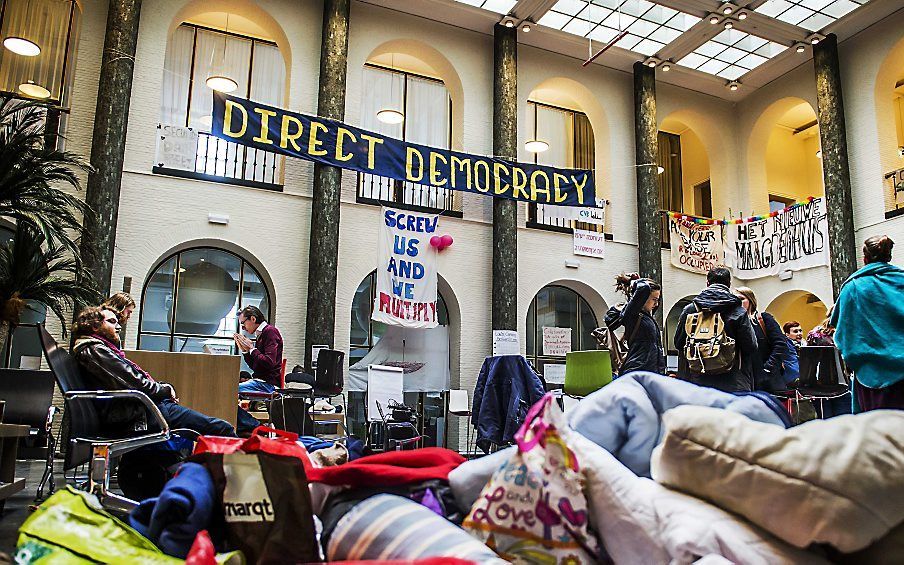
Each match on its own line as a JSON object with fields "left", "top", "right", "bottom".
{"left": 781, "top": 321, "right": 801, "bottom": 384}
{"left": 832, "top": 235, "right": 904, "bottom": 412}
{"left": 783, "top": 321, "right": 803, "bottom": 350}
{"left": 733, "top": 287, "right": 785, "bottom": 392}
{"left": 613, "top": 273, "right": 665, "bottom": 376}
{"left": 674, "top": 267, "right": 758, "bottom": 392}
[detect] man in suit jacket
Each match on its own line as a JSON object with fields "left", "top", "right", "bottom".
{"left": 234, "top": 305, "right": 284, "bottom": 394}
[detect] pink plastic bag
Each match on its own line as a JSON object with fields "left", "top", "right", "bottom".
{"left": 462, "top": 393, "right": 601, "bottom": 563}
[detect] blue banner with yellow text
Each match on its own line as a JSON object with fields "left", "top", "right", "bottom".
{"left": 211, "top": 93, "right": 598, "bottom": 208}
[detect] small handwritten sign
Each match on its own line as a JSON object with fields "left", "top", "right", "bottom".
{"left": 156, "top": 124, "right": 198, "bottom": 171}
{"left": 542, "top": 327, "right": 572, "bottom": 357}
{"left": 573, "top": 228, "right": 606, "bottom": 259}
{"left": 544, "top": 363, "right": 566, "bottom": 385}
{"left": 492, "top": 330, "right": 520, "bottom": 356}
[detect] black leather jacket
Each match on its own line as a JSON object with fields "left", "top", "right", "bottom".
{"left": 72, "top": 337, "right": 172, "bottom": 429}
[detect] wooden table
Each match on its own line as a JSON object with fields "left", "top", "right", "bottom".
{"left": 126, "top": 350, "right": 240, "bottom": 427}
{"left": 0, "top": 423, "right": 28, "bottom": 513}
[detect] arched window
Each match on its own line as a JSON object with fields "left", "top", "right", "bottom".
{"left": 137, "top": 247, "right": 271, "bottom": 358}
{"left": 156, "top": 18, "right": 286, "bottom": 188}
{"left": 526, "top": 285, "right": 598, "bottom": 379}
{"left": 349, "top": 271, "right": 449, "bottom": 366}
{"left": 356, "top": 60, "right": 456, "bottom": 212}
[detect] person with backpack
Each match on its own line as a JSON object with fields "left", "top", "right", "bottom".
{"left": 831, "top": 235, "right": 904, "bottom": 412}
{"left": 733, "top": 286, "right": 787, "bottom": 392}
{"left": 611, "top": 273, "right": 666, "bottom": 376}
{"left": 674, "top": 267, "right": 759, "bottom": 392}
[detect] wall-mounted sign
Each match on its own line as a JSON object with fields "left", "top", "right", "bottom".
{"left": 542, "top": 327, "right": 572, "bottom": 357}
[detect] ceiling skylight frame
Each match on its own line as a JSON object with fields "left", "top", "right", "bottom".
{"left": 677, "top": 28, "right": 788, "bottom": 80}
{"left": 753, "top": 0, "right": 869, "bottom": 32}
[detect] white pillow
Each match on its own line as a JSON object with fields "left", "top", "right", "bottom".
{"left": 651, "top": 406, "right": 904, "bottom": 553}
{"left": 568, "top": 431, "right": 826, "bottom": 564}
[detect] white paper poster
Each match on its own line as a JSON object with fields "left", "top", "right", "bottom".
{"left": 372, "top": 208, "right": 440, "bottom": 328}
{"left": 542, "top": 327, "right": 572, "bottom": 357}
{"left": 492, "top": 330, "right": 520, "bottom": 356}
{"left": 544, "top": 364, "right": 566, "bottom": 385}
{"left": 668, "top": 216, "right": 724, "bottom": 274}
{"left": 725, "top": 198, "right": 829, "bottom": 280}
{"left": 155, "top": 124, "right": 198, "bottom": 171}
{"left": 573, "top": 228, "right": 606, "bottom": 259}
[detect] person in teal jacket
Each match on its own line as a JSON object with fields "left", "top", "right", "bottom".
{"left": 831, "top": 235, "right": 904, "bottom": 412}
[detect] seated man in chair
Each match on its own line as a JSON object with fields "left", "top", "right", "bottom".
{"left": 72, "top": 307, "right": 236, "bottom": 437}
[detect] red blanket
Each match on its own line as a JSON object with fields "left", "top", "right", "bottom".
{"left": 306, "top": 447, "right": 465, "bottom": 487}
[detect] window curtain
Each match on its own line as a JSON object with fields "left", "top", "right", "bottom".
{"left": 658, "top": 131, "right": 683, "bottom": 243}
{"left": 573, "top": 113, "right": 595, "bottom": 170}
{"left": 0, "top": 0, "right": 74, "bottom": 102}
{"left": 404, "top": 75, "right": 450, "bottom": 206}
{"left": 534, "top": 104, "right": 572, "bottom": 226}
{"left": 189, "top": 29, "right": 251, "bottom": 130}
{"left": 249, "top": 42, "right": 285, "bottom": 106}
{"left": 160, "top": 25, "right": 194, "bottom": 126}
{"left": 360, "top": 66, "right": 403, "bottom": 201}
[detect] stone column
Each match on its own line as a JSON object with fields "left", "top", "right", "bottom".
{"left": 492, "top": 24, "right": 518, "bottom": 332}
{"left": 79, "top": 0, "right": 142, "bottom": 296}
{"left": 814, "top": 34, "right": 857, "bottom": 298}
{"left": 304, "top": 0, "right": 350, "bottom": 370}
{"left": 633, "top": 62, "right": 662, "bottom": 324}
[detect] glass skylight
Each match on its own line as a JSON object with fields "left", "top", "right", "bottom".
{"left": 453, "top": 0, "right": 518, "bottom": 14}
{"left": 538, "top": 0, "right": 700, "bottom": 57}
{"left": 754, "top": 0, "right": 868, "bottom": 32}
{"left": 677, "top": 29, "right": 786, "bottom": 80}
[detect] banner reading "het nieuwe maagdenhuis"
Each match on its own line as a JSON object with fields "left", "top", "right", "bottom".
{"left": 211, "top": 93, "right": 597, "bottom": 208}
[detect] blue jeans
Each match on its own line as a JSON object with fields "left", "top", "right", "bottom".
{"left": 239, "top": 379, "right": 276, "bottom": 394}
{"left": 156, "top": 399, "right": 236, "bottom": 437}
{"left": 815, "top": 392, "right": 853, "bottom": 419}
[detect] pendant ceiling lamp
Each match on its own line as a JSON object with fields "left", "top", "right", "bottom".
{"left": 524, "top": 139, "right": 549, "bottom": 153}
{"left": 377, "top": 53, "right": 405, "bottom": 124}
{"left": 19, "top": 80, "right": 50, "bottom": 99}
{"left": 206, "top": 13, "right": 238, "bottom": 93}
{"left": 3, "top": 0, "right": 41, "bottom": 56}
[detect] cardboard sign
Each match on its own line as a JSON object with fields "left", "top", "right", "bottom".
{"left": 542, "top": 327, "right": 572, "bottom": 357}
{"left": 544, "top": 364, "right": 566, "bottom": 385}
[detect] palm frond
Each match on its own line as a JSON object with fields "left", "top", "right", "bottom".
{"left": 0, "top": 225, "right": 102, "bottom": 333}
{"left": 0, "top": 96, "right": 94, "bottom": 258}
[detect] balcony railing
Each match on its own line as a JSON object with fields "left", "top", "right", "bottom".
{"left": 154, "top": 125, "right": 283, "bottom": 191}
{"left": 885, "top": 167, "right": 904, "bottom": 219}
{"left": 357, "top": 172, "right": 461, "bottom": 215}
{"left": 527, "top": 203, "right": 605, "bottom": 235}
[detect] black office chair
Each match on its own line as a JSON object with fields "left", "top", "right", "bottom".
{"left": 37, "top": 325, "right": 187, "bottom": 513}
{"left": 282, "top": 349, "right": 346, "bottom": 431}
{"left": 792, "top": 345, "right": 851, "bottom": 419}
{"left": 0, "top": 368, "right": 58, "bottom": 502}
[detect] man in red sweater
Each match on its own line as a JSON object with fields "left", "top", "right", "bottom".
{"left": 234, "top": 305, "right": 284, "bottom": 395}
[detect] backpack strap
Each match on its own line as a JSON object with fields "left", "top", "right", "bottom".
{"left": 626, "top": 313, "right": 643, "bottom": 344}
{"left": 756, "top": 313, "right": 766, "bottom": 335}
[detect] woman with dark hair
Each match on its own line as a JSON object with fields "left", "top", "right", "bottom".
{"left": 612, "top": 272, "right": 665, "bottom": 376}
{"left": 733, "top": 286, "right": 786, "bottom": 392}
{"left": 832, "top": 235, "right": 904, "bottom": 412}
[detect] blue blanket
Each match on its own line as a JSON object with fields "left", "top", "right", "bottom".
{"left": 129, "top": 462, "right": 215, "bottom": 558}
{"left": 567, "top": 372, "right": 790, "bottom": 477}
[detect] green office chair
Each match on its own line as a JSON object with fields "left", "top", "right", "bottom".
{"left": 563, "top": 350, "right": 613, "bottom": 397}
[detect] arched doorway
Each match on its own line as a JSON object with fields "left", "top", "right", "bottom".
{"left": 665, "top": 295, "right": 695, "bottom": 357}
{"left": 764, "top": 290, "right": 828, "bottom": 339}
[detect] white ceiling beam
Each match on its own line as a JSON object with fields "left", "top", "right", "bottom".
{"left": 510, "top": 0, "right": 560, "bottom": 22}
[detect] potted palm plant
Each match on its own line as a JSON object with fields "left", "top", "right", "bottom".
{"left": 0, "top": 96, "right": 100, "bottom": 355}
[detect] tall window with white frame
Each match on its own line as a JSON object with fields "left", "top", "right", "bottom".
{"left": 526, "top": 101, "right": 599, "bottom": 232}
{"left": 357, "top": 63, "right": 457, "bottom": 213}
{"left": 156, "top": 22, "right": 286, "bottom": 188}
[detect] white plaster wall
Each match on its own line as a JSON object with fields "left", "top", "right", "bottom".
{"left": 53, "top": 0, "right": 904, "bottom": 445}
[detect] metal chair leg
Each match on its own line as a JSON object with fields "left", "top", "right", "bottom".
{"left": 88, "top": 444, "right": 137, "bottom": 514}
